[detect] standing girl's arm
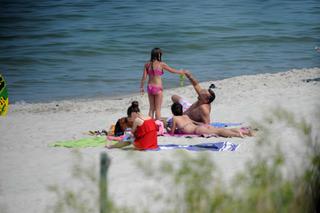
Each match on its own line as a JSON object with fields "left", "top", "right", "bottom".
{"left": 162, "top": 63, "right": 185, "bottom": 75}
{"left": 140, "top": 64, "right": 148, "bottom": 94}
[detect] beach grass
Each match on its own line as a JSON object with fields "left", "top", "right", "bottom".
{"left": 47, "top": 107, "right": 319, "bottom": 213}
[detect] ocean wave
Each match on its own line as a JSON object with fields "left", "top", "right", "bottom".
{"left": 61, "top": 50, "right": 104, "bottom": 57}
{"left": 219, "top": 35, "right": 316, "bottom": 44}
{"left": 0, "top": 32, "right": 71, "bottom": 40}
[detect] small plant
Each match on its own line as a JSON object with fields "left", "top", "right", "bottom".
{"left": 47, "top": 150, "right": 129, "bottom": 213}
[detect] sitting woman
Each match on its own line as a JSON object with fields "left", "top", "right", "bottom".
{"left": 170, "top": 103, "right": 252, "bottom": 138}
{"left": 106, "top": 101, "right": 159, "bottom": 150}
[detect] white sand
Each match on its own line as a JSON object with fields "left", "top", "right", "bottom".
{"left": 0, "top": 68, "right": 319, "bottom": 212}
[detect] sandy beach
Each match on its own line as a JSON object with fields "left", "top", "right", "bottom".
{"left": 0, "top": 68, "right": 319, "bottom": 212}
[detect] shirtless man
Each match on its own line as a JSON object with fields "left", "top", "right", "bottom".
{"left": 171, "top": 71, "right": 215, "bottom": 124}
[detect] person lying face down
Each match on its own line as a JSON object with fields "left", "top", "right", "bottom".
{"left": 106, "top": 101, "right": 159, "bottom": 150}
{"left": 113, "top": 116, "right": 134, "bottom": 136}
{"left": 171, "top": 71, "right": 215, "bottom": 124}
{"left": 170, "top": 103, "right": 252, "bottom": 138}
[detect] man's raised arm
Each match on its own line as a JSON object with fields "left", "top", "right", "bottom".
{"left": 185, "top": 71, "right": 203, "bottom": 95}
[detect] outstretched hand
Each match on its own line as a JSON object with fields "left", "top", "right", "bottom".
{"left": 183, "top": 70, "right": 191, "bottom": 77}
{"left": 179, "top": 69, "right": 187, "bottom": 75}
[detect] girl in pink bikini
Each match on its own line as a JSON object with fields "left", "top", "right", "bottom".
{"left": 140, "top": 48, "right": 186, "bottom": 120}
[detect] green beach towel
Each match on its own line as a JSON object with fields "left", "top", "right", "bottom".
{"left": 50, "top": 137, "right": 107, "bottom": 148}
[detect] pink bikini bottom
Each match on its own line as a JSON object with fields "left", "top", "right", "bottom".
{"left": 147, "top": 84, "right": 163, "bottom": 95}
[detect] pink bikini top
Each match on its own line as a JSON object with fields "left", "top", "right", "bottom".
{"left": 146, "top": 63, "right": 164, "bottom": 76}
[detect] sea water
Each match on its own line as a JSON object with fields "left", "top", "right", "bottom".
{"left": 1, "top": 0, "right": 319, "bottom": 103}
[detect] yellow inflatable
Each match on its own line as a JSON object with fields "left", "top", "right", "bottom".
{"left": 0, "top": 74, "right": 9, "bottom": 116}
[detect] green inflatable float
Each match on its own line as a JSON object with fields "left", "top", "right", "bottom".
{"left": 0, "top": 74, "right": 9, "bottom": 116}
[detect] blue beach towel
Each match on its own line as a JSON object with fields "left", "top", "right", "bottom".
{"left": 210, "top": 122, "right": 242, "bottom": 128}
{"left": 157, "top": 141, "right": 239, "bottom": 152}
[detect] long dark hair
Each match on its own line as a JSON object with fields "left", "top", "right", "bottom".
{"left": 171, "top": 103, "right": 183, "bottom": 116}
{"left": 150, "top": 47, "right": 162, "bottom": 71}
{"left": 127, "top": 101, "right": 140, "bottom": 117}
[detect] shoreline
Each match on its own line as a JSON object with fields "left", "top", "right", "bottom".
{"left": 8, "top": 67, "right": 318, "bottom": 106}
{"left": 8, "top": 67, "right": 320, "bottom": 113}
{"left": 0, "top": 67, "right": 320, "bottom": 213}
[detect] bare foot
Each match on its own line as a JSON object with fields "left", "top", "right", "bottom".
{"left": 240, "top": 127, "right": 255, "bottom": 137}
{"left": 238, "top": 129, "right": 245, "bottom": 138}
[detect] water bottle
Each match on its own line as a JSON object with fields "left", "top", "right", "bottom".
{"left": 179, "top": 73, "right": 185, "bottom": 87}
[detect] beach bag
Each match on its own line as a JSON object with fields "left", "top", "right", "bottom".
{"left": 155, "top": 120, "right": 165, "bottom": 136}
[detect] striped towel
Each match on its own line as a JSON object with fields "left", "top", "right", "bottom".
{"left": 156, "top": 141, "right": 239, "bottom": 151}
